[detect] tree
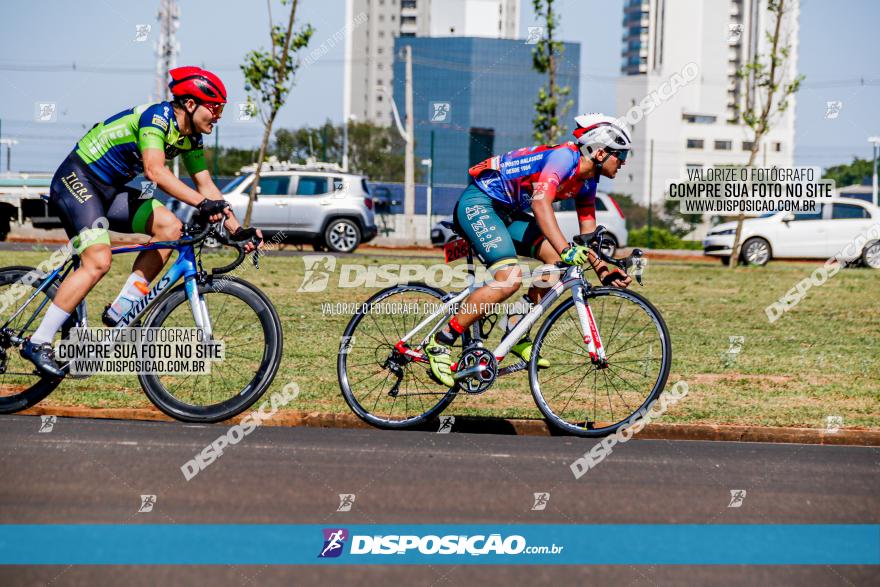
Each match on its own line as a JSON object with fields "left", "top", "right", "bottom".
{"left": 204, "top": 146, "right": 260, "bottom": 176}
{"left": 531, "top": 0, "right": 573, "bottom": 144}
{"left": 240, "top": 0, "right": 314, "bottom": 227}
{"left": 729, "top": 0, "right": 804, "bottom": 268}
{"left": 823, "top": 157, "right": 874, "bottom": 188}
{"left": 272, "top": 120, "right": 407, "bottom": 182}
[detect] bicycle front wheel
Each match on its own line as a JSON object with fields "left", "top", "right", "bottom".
{"left": 138, "top": 277, "right": 283, "bottom": 423}
{"left": 530, "top": 287, "right": 671, "bottom": 437}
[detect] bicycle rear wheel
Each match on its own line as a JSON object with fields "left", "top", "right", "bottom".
{"left": 338, "top": 283, "right": 466, "bottom": 429}
{"left": 138, "top": 277, "right": 282, "bottom": 423}
{"left": 530, "top": 287, "right": 671, "bottom": 437}
{"left": 0, "top": 267, "right": 73, "bottom": 414}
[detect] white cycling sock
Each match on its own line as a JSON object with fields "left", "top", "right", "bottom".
{"left": 106, "top": 273, "right": 149, "bottom": 322}
{"left": 31, "top": 303, "right": 71, "bottom": 345}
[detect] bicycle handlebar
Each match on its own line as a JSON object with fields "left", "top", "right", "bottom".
{"left": 556, "top": 225, "right": 647, "bottom": 285}
{"left": 174, "top": 219, "right": 261, "bottom": 276}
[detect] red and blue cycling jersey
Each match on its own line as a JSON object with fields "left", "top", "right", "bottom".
{"left": 468, "top": 142, "right": 597, "bottom": 222}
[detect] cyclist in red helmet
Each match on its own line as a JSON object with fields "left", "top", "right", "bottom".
{"left": 21, "top": 66, "right": 263, "bottom": 377}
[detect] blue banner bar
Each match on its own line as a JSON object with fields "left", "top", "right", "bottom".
{"left": 0, "top": 525, "right": 876, "bottom": 565}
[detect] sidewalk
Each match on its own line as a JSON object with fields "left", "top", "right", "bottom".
{"left": 20, "top": 405, "right": 880, "bottom": 446}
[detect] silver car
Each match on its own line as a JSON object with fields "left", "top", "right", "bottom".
{"left": 221, "top": 161, "right": 378, "bottom": 253}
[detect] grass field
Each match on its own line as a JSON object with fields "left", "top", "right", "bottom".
{"left": 3, "top": 245, "right": 878, "bottom": 430}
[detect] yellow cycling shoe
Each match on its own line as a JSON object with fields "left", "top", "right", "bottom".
{"left": 425, "top": 335, "right": 456, "bottom": 387}
{"left": 511, "top": 337, "right": 550, "bottom": 369}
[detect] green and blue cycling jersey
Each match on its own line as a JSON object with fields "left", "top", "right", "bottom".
{"left": 76, "top": 102, "right": 207, "bottom": 185}
{"left": 49, "top": 101, "right": 206, "bottom": 252}
{"left": 75, "top": 101, "right": 206, "bottom": 185}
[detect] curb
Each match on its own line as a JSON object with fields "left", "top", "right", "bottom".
{"left": 19, "top": 405, "right": 880, "bottom": 446}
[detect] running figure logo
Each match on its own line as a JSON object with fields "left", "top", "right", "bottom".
{"left": 437, "top": 415, "right": 454, "bottom": 433}
{"left": 728, "top": 489, "right": 747, "bottom": 508}
{"left": 337, "top": 494, "right": 356, "bottom": 512}
{"left": 430, "top": 102, "right": 451, "bottom": 123}
{"left": 531, "top": 492, "right": 550, "bottom": 511}
{"left": 38, "top": 415, "right": 57, "bottom": 433}
{"left": 299, "top": 255, "right": 336, "bottom": 292}
{"left": 318, "top": 528, "right": 349, "bottom": 558}
{"left": 138, "top": 494, "right": 157, "bottom": 513}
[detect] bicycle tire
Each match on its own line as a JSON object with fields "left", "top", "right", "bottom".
{"left": 529, "top": 287, "right": 672, "bottom": 438}
{"left": 138, "top": 276, "right": 283, "bottom": 423}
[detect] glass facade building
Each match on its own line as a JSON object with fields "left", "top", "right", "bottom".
{"left": 392, "top": 36, "right": 581, "bottom": 188}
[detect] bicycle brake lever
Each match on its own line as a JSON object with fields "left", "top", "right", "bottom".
{"left": 252, "top": 250, "right": 260, "bottom": 270}
{"left": 627, "top": 249, "right": 646, "bottom": 286}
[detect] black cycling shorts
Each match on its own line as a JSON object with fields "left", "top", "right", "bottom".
{"left": 49, "top": 151, "right": 165, "bottom": 252}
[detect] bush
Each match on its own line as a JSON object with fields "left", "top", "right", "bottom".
{"left": 628, "top": 227, "right": 702, "bottom": 250}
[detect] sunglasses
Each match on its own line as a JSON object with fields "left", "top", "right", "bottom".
{"left": 607, "top": 149, "right": 629, "bottom": 162}
{"left": 200, "top": 102, "right": 225, "bottom": 119}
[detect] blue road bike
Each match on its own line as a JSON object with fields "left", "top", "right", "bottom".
{"left": 0, "top": 221, "right": 282, "bottom": 422}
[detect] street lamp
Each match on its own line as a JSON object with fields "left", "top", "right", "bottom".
{"left": 421, "top": 157, "right": 432, "bottom": 241}
{"left": 869, "top": 136, "right": 880, "bottom": 207}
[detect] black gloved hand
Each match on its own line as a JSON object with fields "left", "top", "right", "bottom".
{"left": 196, "top": 198, "right": 230, "bottom": 219}
{"left": 230, "top": 226, "right": 258, "bottom": 242}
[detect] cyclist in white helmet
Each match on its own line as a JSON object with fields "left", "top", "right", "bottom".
{"left": 424, "top": 113, "right": 633, "bottom": 387}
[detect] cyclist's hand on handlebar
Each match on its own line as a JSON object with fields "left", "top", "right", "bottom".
{"left": 231, "top": 226, "right": 264, "bottom": 253}
{"left": 593, "top": 261, "right": 632, "bottom": 288}
{"left": 560, "top": 243, "right": 590, "bottom": 266}
{"left": 197, "top": 198, "right": 231, "bottom": 224}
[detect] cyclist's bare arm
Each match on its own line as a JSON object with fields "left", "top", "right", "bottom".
{"left": 191, "top": 169, "right": 243, "bottom": 233}
{"left": 530, "top": 182, "right": 569, "bottom": 255}
{"left": 143, "top": 148, "right": 205, "bottom": 209}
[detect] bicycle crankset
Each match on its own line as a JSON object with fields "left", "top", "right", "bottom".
{"left": 454, "top": 346, "right": 497, "bottom": 394}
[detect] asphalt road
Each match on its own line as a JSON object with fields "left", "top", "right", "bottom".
{"left": 1, "top": 415, "right": 877, "bottom": 586}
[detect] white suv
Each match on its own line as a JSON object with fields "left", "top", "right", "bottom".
{"left": 702, "top": 198, "right": 880, "bottom": 267}
{"left": 220, "top": 161, "right": 378, "bottom": 253}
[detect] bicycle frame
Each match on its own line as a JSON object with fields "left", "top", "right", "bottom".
{"left": 394, "top": 263, "right": 607, "bottom": 366}
{"left": 2, "top": 238, "right": 212, "bottom": 343}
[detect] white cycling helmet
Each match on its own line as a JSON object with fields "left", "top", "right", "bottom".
{"left": 573, "top": 113, "right": 632, "bottom": 154}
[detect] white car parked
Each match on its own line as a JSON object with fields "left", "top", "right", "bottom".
{"left": 702, "top": 198, "right": 880, "bottom": 267}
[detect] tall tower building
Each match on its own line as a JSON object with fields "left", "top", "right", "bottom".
{"left": 616, "top": 0, "right": 799, "bottom": 204}
{"left": 344, "top": 0, "right": 519, "bottom": 126}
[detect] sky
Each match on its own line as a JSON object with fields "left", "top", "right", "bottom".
{"left": 0, "top": 0, "right": 877, "bottom": 175}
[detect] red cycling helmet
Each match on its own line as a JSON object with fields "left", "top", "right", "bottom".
{"left": 168, "top": 66, "right": 227, "bottom": 104}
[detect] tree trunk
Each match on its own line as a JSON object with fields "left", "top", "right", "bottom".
{"left": 243, "top": 0, "right": 300, "bottom": 228}
{"left": 728, "top": 0, "right": 786, "bottom": 268}
{"left": 243, "top": 113, "right": 276, "bottom": 228}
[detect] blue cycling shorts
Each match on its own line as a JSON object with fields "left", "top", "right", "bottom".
{"left": 452, "top": 183, "right": 546, "bottom": 270}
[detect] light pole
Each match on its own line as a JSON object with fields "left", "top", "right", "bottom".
{"left": 421, "top": 157, "right": 432, "bottom": 241}
{"left": 869, "top": 136, "right": 880, "bottom": 207}
{"left": 0, "top": 139, "right": 18, "bottom": 172}
{"left": 342, "top": 114, "right": 356, "bottom": 172}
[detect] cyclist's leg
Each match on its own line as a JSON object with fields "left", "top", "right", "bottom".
{"left": 507, "top": 210, "right": 557, "bottom": 304}
{"left": 107, "top": 190, "right": 181, "bottom": 282}
{"left": 103, "top": 190, "right": 180, "bottom": 325}
{"left": 24, "top": 158, "right": 112, "bottom": 374}
{"left": 503, "top": 212, "right": 555, "bottom": 366}
{"left": 41, "top": 159, "right": 113, "bottom": 316}
{"left": 449, "top": 185, "right": 524, "bottom": 331}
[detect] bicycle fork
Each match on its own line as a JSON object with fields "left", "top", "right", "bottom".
{"left": 185, "top": 277, "right": 213, "bottom": 338}
{"left": 572, "top": 283, "right": 607, "bottom": 366}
